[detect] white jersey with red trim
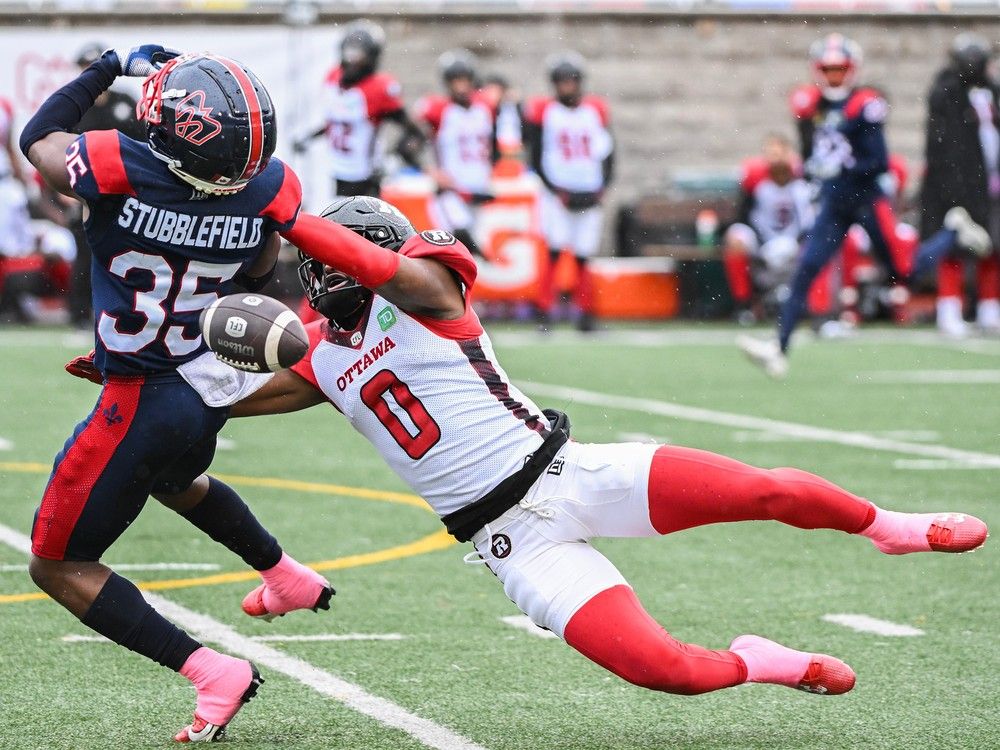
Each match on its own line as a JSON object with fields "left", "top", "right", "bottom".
{"left": 292, "top": 232, "right": 547, "bottom": 517}
{"left": 417, "top": 94, "right": 494, "bottom": 193}
{"left": 527, "top": 95, "right": 612, "bottom": 192}
{"left": 323, "top": 69, "right": 405, "bottom": 181}
{"left": 0, "top": 96, "right": 14, "bottom": 177}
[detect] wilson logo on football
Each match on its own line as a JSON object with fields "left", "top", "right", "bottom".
{"left": 174, "top": 90, "right": 223, "bottom": 145}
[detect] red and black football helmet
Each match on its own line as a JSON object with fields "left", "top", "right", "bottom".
{"left": 547, "top": 51, "right": 586, "bottom": 106}
{"left": 809, "top": 33, "right": 862, "bottom": 101}
{"left": 136, "top": 53, "right": 277, "bottom": 195}
{"left": 298, "top": 196, "right": 416, "bottom": 327}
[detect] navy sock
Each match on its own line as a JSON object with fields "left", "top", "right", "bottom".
{"left": 81, "top": 572, "right": 201, "bottom": 672}
{"left": 181, "top": 477, "right": 282, "bottom": 571}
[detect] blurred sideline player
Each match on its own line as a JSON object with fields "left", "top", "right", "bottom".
{"left": 416, "top": 49, "right": 497, "bottom": 257}
{"left": 22, "top": 46, "right": 331, "bottom": 742}
{"left": 0, "top": 93, "right": 27, "bottom": 186}
{"left": 211, "top": 197, "right": 985, "bottom": 702}
{"left": 524, "top": 51, "right": 614, "bottom": 332}
{"left": 723, "top": 134, "right": 813, "bottom": 324}
{"left": 295, "top": 20, "right": 423, "bottom": 198}
{"left": 740, "top": 34, "right": 909, "bottom": 377}
{"left": 917, "top": 34, "right": 1000, "bottom": 337}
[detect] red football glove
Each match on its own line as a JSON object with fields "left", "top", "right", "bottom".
{"left": 65, "top": 350, "right": 103, "bottom": 385}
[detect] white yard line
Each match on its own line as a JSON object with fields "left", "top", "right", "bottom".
{"left": 250, "top": 633, "right": 405, "bottom": 643}
{"left": 1, "top": 562, "right": 221, "bottom": 573}
{"left": 617, "top": 431, "right": 670, "bottom": 444}
{"left": 523, "top": 381, "right": 1000, "bottom": 468}
{"left": 822, "top": 613, "right": 925, "bottom": 637}
{"left": 0, "top": 522, "right": 487, "bottom": 750}
{"left": 892, "top": 459, "right": 1000, "bottom": 471}
{"left": 500, "top": 615, "right": 558, "bottom": 640}
{"left": 216, "top": 437, "right": 237, "bottom": 451}
{"left": 858, "top": 370, "right": 1000, "bottom": 384}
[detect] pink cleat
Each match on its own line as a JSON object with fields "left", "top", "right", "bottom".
{"left": 862, "top": 508, "right": 988, "bottom": 555}
{"left": 730, "top": 635, "right": 856, "bottom": 696}
{"left": 242, "top": 552, "right": 334, "bottom": 622}
{"left": 175, "top": 649, "right": 263, "bottom": 743}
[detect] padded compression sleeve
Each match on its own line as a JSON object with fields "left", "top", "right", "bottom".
{"left": 281, "top": 213, "right": 401, "bottom": 289}
{"left": 19, "top": 55, "right": 118, "bottom": 156}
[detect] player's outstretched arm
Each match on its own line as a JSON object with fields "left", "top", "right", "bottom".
{"left": 20, "top": 44, "right": 178, "bottom": 197}
{"left": 230, "top": 370, "right": 326, "bottom": 417}
{"left": 282, "top": 213, "right": 465, "bottom": 319}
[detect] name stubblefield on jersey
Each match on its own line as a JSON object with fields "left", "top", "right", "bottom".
{"left": 116, "top": 197, "right": 265, "bottom": 250}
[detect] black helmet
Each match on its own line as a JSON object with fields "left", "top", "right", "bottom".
{"left": 340, "top": 20, "right": 385, "bottom": 86}
{"left": 547, "top": 50, "right": 586, "bottom": 84}
{"left": 137, "top": 53, "right": 277, "bottom": 195}
{"left": 950, "top": 33, "right": 992, "bottom": 87}
{"left": 439, "top": 48, "right": 477, "bottom": 83}
{"left": 298, "top": 196, "right": 416, "bottom": 327}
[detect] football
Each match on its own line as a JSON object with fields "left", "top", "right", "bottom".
{"left": 200, "top": 294, "right": 309, "bottom": 373}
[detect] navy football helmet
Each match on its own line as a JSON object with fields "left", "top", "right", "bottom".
{"left": 136, "top": 53, "right": 277, "bottom": 195}
{"left": 298, "top": 196, "right": 416, "bottom": 327}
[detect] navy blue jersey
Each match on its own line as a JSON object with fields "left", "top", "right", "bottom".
{"left": 794, "top": 86, "right": 889, "bottom": 201}
{"left": 65, "top": 130, "right": 301, "bottom": 376}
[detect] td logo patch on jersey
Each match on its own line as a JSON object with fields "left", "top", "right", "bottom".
{"left": 420, "top": 229, "right": 456, "bottom": 246}
{"left": 377, "top": 306, "right": 397, "bottom": 332}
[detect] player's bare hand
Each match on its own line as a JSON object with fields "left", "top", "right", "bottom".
{"left": 109, "top": 45, "right": 181, "bottom": 77}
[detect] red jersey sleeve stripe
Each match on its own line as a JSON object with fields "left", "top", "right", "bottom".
{"left": 84, "top": 131, "right": 135, "bottom": 196}
{"left": 290, "top": 320, "right": 325, "bottom": 389}
{"left": 261, "top": 162, "right": 302, "bottom": 226}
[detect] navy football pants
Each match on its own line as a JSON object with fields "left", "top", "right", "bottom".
{"left": 31, "top": 374, "right": 227, "bottom": 561}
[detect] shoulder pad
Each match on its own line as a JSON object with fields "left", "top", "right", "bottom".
{"left": 845, "top": 88, "right": 888, "bottom": 122}
{"left": 789, "top": 84, "right": 822, "bottom": 119}
{"left": 582, "top": 95, "right": 610, "bottom": 126}
{"left": 740, "top": 157, "right": 770, "bottom": 193}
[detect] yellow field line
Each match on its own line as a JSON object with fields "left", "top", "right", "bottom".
{"left": 0, "top": 462, "right": 456, "bottom": 604}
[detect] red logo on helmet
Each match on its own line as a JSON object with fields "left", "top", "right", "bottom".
{"left": 174, "top": 90, "right": 222, "bottom": 146}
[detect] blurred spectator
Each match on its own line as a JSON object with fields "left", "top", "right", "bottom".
{"left": 66, "top": 42, "right": 143, "bottom": 329}
{"left": 0, "top": 177, "right": 75, "bottom": 323}
{"left": 295, "top": 20, "right": 424, "bottom": 198}
{"left": 524, "top": 51, "right": 614, "bottom": 332}
{"left": 480, "top": 73, "right": 523, "bottom": 157}
{"left": 0, "top": 95, "right": 27, "bottom": 187}
{"left": 916, "top": 34, "right": 1000, "bottom": 337}
{"left": 722, "top": 134, "right": 814, "bottom": 324}
{"left": 416, "top": 49, "right": 497, "bottom": 256}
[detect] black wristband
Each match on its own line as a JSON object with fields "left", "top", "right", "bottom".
{"left": 19, "top": 53, "right": 119, "bottom": 156}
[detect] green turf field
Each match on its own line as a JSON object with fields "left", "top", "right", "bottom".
{"left": 0, "top": 325, "right": 997, "bottom": 750}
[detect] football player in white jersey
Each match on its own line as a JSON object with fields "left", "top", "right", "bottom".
{"left": 524, "top": 52, "right": 614, "bottom": 332}
{"left": 0, "top": 95, "right": 26, "bottom": 186}
{"left": 227, "top": 197, "right": 988, "bottom": 702}
{"left": 723, "top": 134, "right": 814, "bottom": 323}
{"left": 416, "top": 49, "right": 498, "bottom": 257}
{"left": 294, "top": 21, "right": 424, "bottom": 197}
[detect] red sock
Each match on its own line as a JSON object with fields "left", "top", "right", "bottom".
{"left": 938, "top": 258, "right": 963, "bottom": 299}
{"left": 646, "top": 446, "right": 876, "bottom": 535}
{"left": 572, "top": 258, "right": 594, "bottom": 313}
{"left": 723, "top": 250, "right": 752, "bottom": 304}
{"left": 976, "top": 255, "right": 1000, "bottom": 300}
{"left": 563, "top": 585, "right": 747, "bottom": 695}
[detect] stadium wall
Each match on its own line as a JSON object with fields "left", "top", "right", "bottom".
{"left": 3, "top": 14, "right": 999, "bottom": 210}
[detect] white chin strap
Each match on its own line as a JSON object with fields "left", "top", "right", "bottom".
{"left": 167, "top": 163, "right": 247, "bottom": 196}
{"left": 823, "top": 85, "right": 850, "bottom": 102}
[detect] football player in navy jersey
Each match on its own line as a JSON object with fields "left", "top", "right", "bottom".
{"left": 20, "top": 46, "right": 332, "bottom": 742}
{"left": 740, "top": 34, "right": 902, "bottom": 377}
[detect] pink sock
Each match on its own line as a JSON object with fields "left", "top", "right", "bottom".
{"left": 179, "top": 647, "right": 252, "bottom": 725}
{"left": 259, "top": 552, "right": 326, "bottom": 613}
{"left": 729, "top": 635, "right": 811, "bottom": 687}
{"left": 860, "top": 506, "right": 932, "bottom": 554}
